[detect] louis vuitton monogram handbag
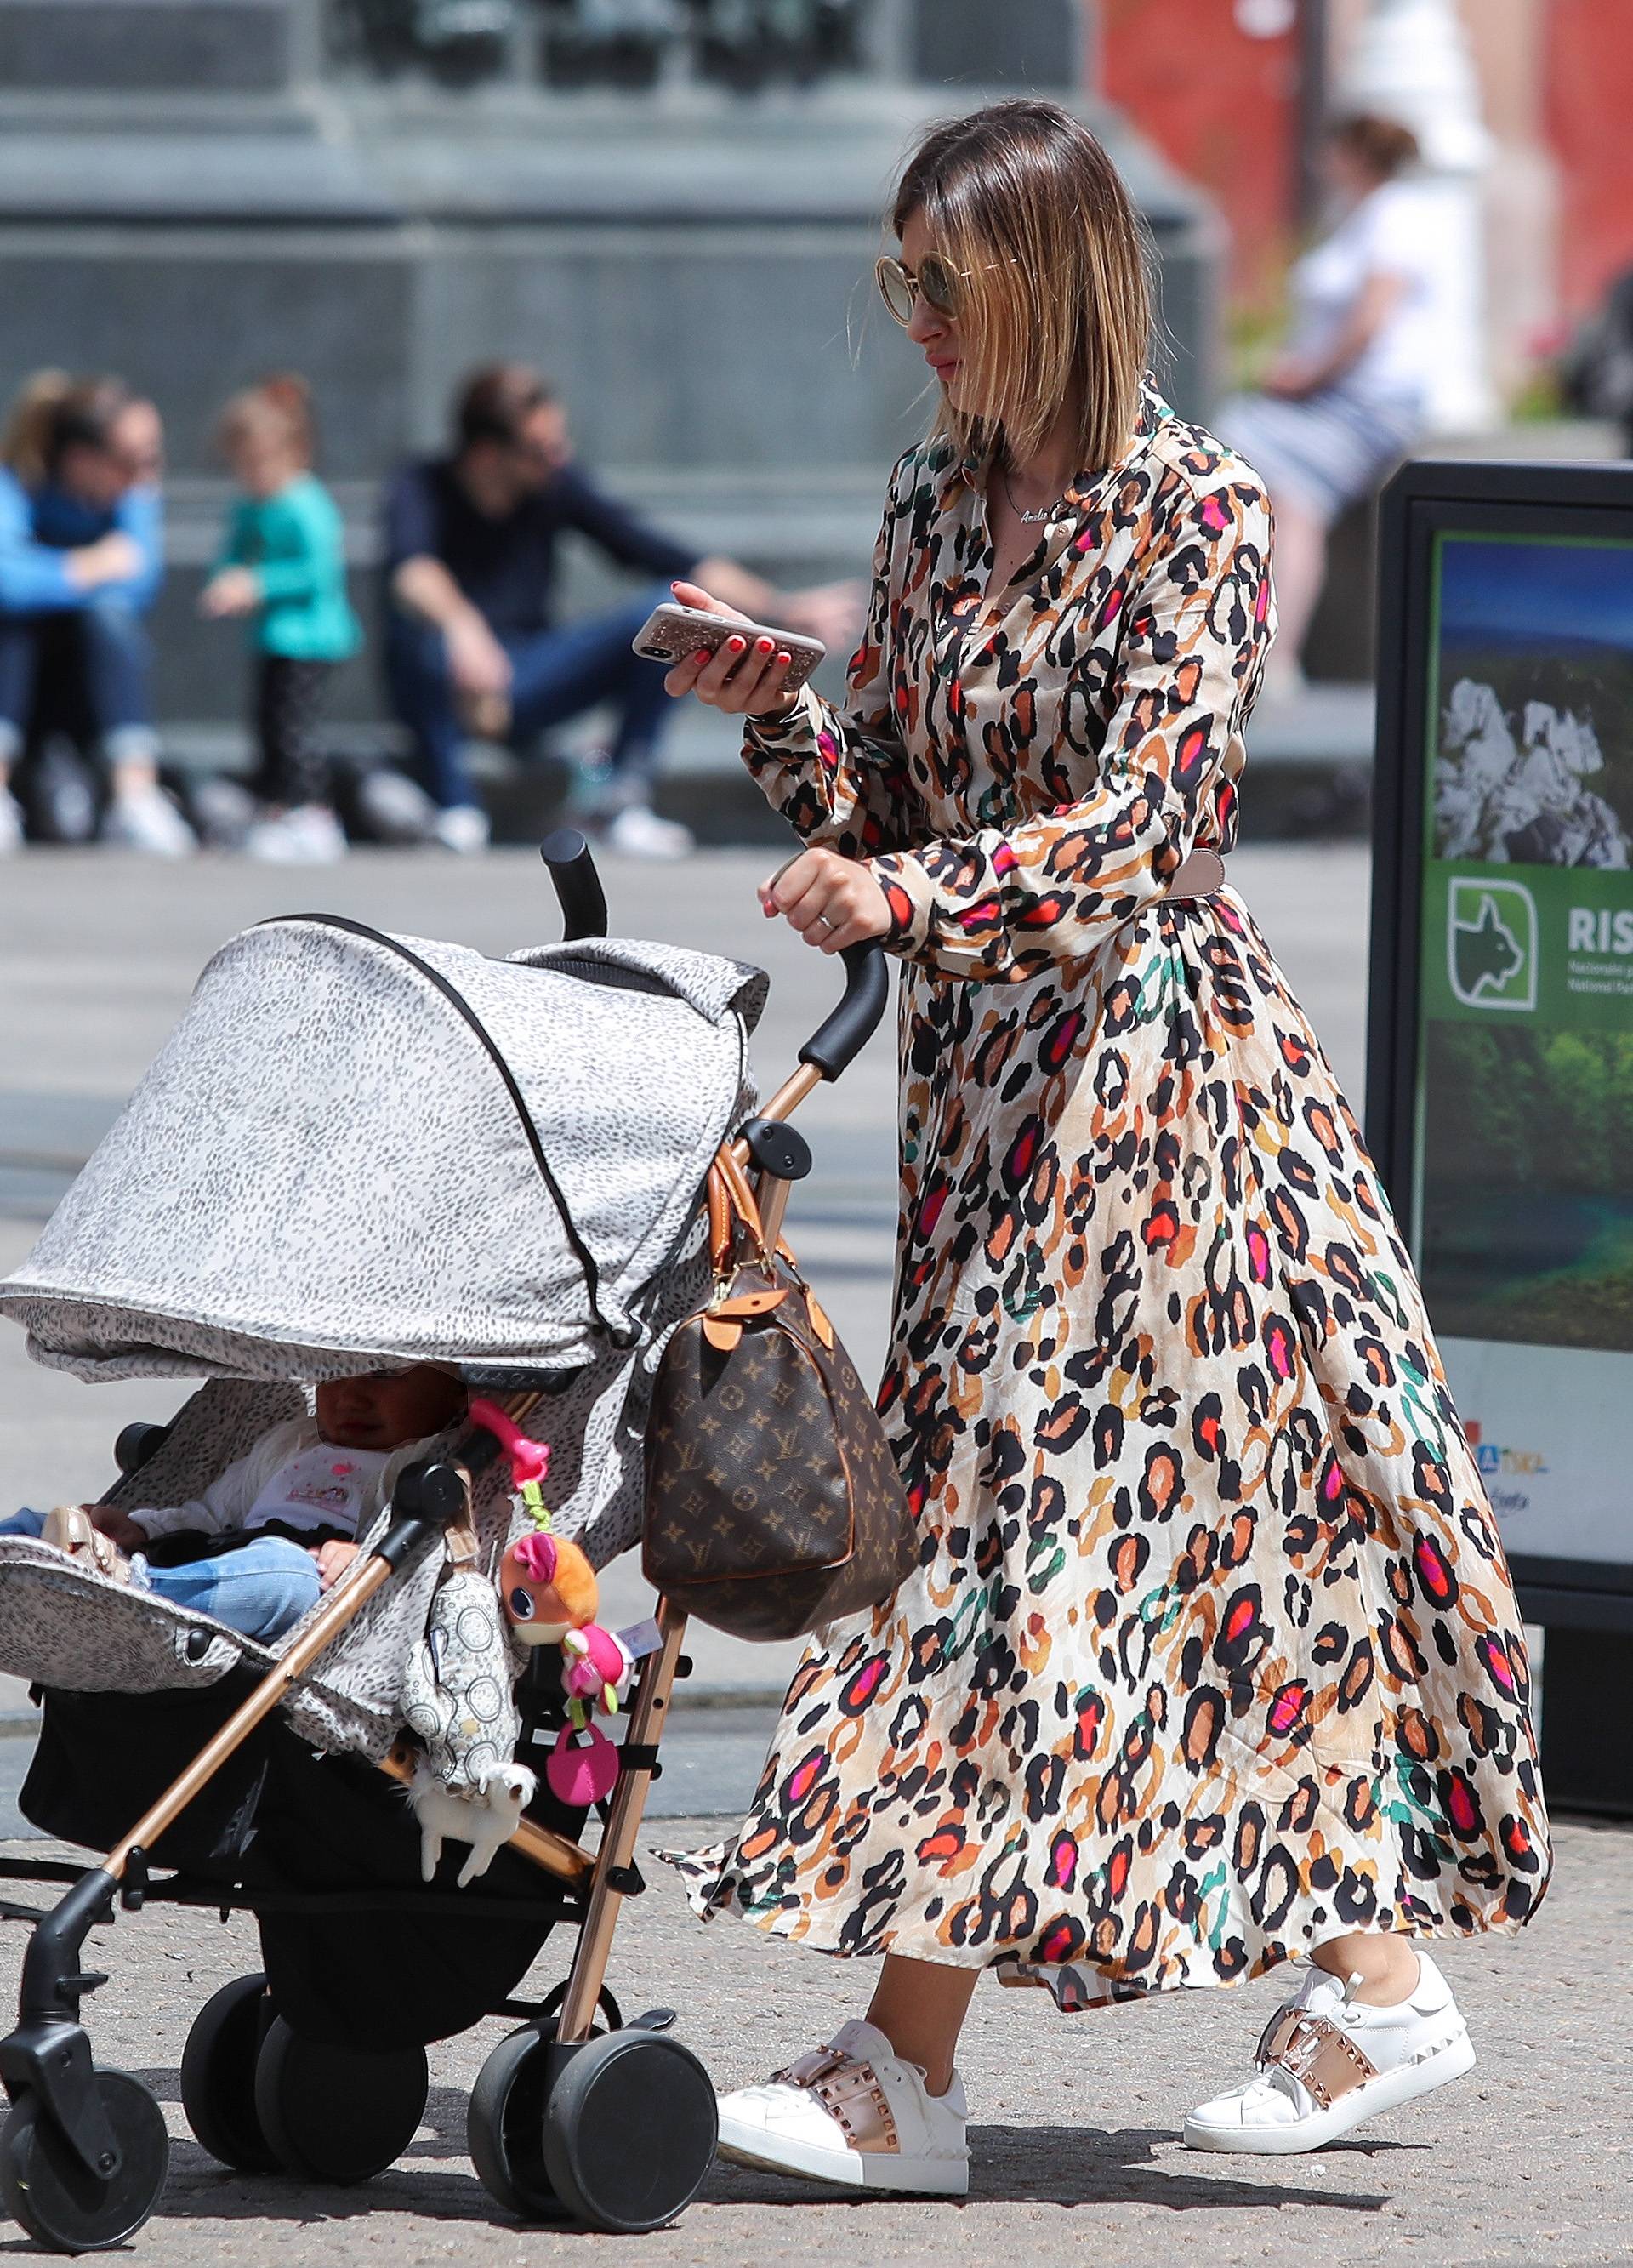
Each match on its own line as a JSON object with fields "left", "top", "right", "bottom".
{"left": 642, "top": 1147, "right": 918, "bottom": 1642}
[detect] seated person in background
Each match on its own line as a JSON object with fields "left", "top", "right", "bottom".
{"left": 1215, "top": 111, "right": 1439, "bottom": 700}
{"left": 0, "top": 1365, "right": 468, "bottom": 1644}
{"left": 0, "top": 373, "right": 187, "bottom": 857}
{"left": 383, "top": 361, "right": 859, "bottom": 860}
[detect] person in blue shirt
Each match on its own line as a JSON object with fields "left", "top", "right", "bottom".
{"left": 382, "top": 362, "right": 857, "bottom": 858}
{"left": 0, "top": 375, "right": 190, "bottom": 857}
{"left": 200, "top": 375, "right": 362, "bottom": 865}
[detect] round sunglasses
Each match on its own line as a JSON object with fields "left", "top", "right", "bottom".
{"left": 875, "top": 252, "right": 968, "bottom": 325}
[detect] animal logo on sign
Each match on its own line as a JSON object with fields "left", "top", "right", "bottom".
{"left": 1447, "top": 878, "right": 1538, "bottom": 1011}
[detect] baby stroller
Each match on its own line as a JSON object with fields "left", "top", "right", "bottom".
{"left": 0, "top": 832, "right": 888, "bottom": 2252}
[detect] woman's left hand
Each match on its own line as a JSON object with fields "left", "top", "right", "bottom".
{"left": 760, "top": 847, "right": 891, "bottom": 954}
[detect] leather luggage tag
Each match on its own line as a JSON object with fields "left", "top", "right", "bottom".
{"left": 702, "top": 1280, "right": 787, "bottom": 1353}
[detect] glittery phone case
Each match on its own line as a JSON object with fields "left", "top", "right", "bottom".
{"left": 632, "top": 604, "right": 826, "bottom": 697}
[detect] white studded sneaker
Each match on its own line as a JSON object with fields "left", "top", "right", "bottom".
{"left": 1184, "top": 1951, "right": 1475, "bottom": 2155}
{"left": 715, "top": 2019, "right": 970, "bottom": 2196}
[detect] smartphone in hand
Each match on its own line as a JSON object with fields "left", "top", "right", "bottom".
{"left": 632, "top": 602, "right": 826, "bottom": 698}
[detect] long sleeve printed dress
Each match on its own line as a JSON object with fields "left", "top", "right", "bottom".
{"left": 676, "top": 387, "right": 1549, "bottom": 2008}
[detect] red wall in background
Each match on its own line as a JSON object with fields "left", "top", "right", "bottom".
{"left": 1545, "top": 0, "right": 1633, "bottom": 317}
{"left": 1099, "top": 0, "right": 1301, "bottom": 315}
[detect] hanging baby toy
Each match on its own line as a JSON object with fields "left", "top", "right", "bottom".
{"left": 470, "top": 1399, "right": 634, "bottom": 1806}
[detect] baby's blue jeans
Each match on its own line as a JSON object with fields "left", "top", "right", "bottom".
{"left": 0, "top": 1510, "right": 321, "bottom": 1641}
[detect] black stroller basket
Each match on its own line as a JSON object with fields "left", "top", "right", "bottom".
{"left": 0, "top": 832, "right": 890, "bottom": 2250}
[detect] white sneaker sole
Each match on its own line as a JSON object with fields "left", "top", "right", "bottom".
{"left": 1183, "top": 2024, "right": 1476, "bottom": 2155}
{"left": 716, "top": 2117, "right": 970, "bottom": 2196}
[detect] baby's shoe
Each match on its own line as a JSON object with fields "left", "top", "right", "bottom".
{"left": 1184, "top": 1950, "right": 1475, "bottom": 2154}
{"left": 41, "top": 1505, "right": 134, "bottom": 1586}
{"left": 715, "top": 2019, "right": 969, "bottom": 2195}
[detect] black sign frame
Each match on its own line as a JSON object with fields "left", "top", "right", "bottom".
{"left": 1366, "top": 455, "right": 1633, "bottom": 1637}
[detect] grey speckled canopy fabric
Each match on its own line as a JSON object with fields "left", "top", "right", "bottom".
{"left": 0, "top": 921, "right": 765, "bottom": 1382}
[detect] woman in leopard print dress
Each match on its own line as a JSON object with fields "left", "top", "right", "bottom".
{"left": 664, "top": 100, "right": 1548, "bottom": 2189}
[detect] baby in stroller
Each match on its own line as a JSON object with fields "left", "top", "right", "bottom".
{"left": 0, "top": 1364, "right": 467, "bottom": 1640}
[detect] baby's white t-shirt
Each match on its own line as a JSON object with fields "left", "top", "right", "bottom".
{"left": 239, "top": 1441, "right": 392, "bottom": 1538}
{"left": 130, "top": 1417, "right": 408, "bottom": 1543}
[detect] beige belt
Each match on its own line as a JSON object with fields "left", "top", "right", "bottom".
{"left": 1169, "top": 847, "right": 1226, "bottom": 897}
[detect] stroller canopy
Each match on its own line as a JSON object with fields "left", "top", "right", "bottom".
{"left": 0, "top": 918, "right": 766, "bottom": 1382}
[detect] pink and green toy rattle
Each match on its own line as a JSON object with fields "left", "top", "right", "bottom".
{"left": 468, "top": 1399, "right": 634, "bottom": 1805}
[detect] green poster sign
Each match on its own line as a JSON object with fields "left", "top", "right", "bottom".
{"left": 1411, "top": 530, "right": 1633, "bottom": 1369}
{"left": 1368, "top": 464, "right": 1633, "bottom": 1609}
{"left": 1423, "top": 862, "right": 1633, "bottom": 1029}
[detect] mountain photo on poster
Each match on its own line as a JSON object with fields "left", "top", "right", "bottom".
{"left": 1432, "top": 535, "right": 1633, "bottom": 867}
{"left": 1419, "top": 533, "right": 1633, "bottom": 1354}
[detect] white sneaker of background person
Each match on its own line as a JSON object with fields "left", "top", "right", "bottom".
{"left": 433, "top": 802, "right": 490, "bottom": 855}
{"left": 714, "top": 2020, "right": 970, "bottom": 2196}
{"left": 601, "top": 800, "right": 693, "bottom": 861}
{"left": 1184, "top": 1949, "right": 1475, "bottom": 2154}
{"left": 0, "top": 786, "right": 22, "bottom": 856}
{"left": 242, "top": 804, "right": 348, "bottom": 864}
{"left": 101, "top": 778, "right": 196, "bottom": 857}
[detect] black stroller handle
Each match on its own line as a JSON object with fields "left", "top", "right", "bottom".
{"left": 799, "top": 943, "right": 890, "bottom": 1081}
{"left": 540, "top": 827, "right": 886, "bottom": 1080}
{"left": 540, "top": 829, "right": 610, "bottom": 941}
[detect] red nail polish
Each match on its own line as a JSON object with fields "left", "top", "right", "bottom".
{"left": 757, "top": 639, "right": 774, "bottom": 653}
{"left": 727, "top": 637, "right": 746, "bottom": 652}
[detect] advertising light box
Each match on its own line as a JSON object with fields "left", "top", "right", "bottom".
{"left": 1368, "top": 460, "right": 1633, "bottom": 1628}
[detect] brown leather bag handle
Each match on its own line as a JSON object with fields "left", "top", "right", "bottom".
{"left": 707, "top": 1143, "right": 769, "bottom": 1276}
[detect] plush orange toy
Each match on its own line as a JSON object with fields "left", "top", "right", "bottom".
{"left": 498, "top": 1529, "right": 598, "bottom": 1646}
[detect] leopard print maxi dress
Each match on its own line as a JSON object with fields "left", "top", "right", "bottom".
{"left": 674, "top": 389, "right": 1549, "bottom": 2009}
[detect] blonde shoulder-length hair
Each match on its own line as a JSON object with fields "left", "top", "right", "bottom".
{"left": 891, "top": 100, "right": 1154, "bottom": 476}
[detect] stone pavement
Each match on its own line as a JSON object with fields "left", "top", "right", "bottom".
{"left": 3, "top": 843, "right": 1628, "bottom": 2264}
{"left": 0, "top": 1810, "right": 1622, "bottom": 2266}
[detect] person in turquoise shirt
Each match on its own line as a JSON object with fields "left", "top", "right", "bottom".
{"left": 200, "top": 375, "right": 361, "bottom": 863}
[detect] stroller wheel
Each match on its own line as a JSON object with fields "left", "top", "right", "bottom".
{"left": 541, "top": 2030, "right": 717, "bottom": 2234}
{"left": 253, "top": 2018, "right": 429, "bottom": 2184}
{"left": 180, "top": 1973, "right": 281, "bottom": 2174}
{"left": 468, "top": 2026, "right": 566, "bottom": 2220}
{"left": 0, "top": 2070, "right": 169, "bottom": 2253}
{"left": 468, "top": 1991, "right": 620, "bottom": 2221}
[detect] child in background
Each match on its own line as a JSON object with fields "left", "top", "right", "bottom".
{"left": 0, "top": 1365, "right": 468, "bottom": 1643}
{"left": 199, "top": 376, "right": 361, "bottom": 863}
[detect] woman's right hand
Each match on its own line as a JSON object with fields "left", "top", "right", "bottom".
{"left": 663, "top": 581, "right": 798, "bottom": 721}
